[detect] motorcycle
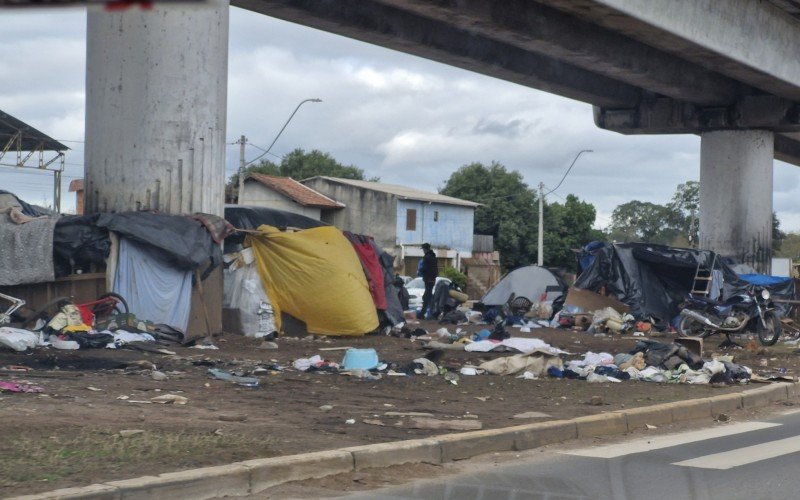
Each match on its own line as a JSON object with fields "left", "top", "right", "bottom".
{"left": 677, "top": 285, "right": 782, "bottom": 346}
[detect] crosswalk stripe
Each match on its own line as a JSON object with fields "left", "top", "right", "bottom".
{"left": 563, "top": 421, "right": 780, "bottom": 459}
{"left": 672, "top": 435, "right": 800, "bottom": 470}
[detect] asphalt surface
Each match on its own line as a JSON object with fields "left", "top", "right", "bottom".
{"left": 340, "top": 409, "right": 800, "bottom": 500}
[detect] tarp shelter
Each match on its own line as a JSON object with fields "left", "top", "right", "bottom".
{"left": 224, "top": 205, "right": 326, "bottom": 253}
{"left": 481, "top": 265, "right": 566, "bottom": 307}
{"left": 247, "top": 225, "right": 379, "bottom": 336}
{"left": 574, "top": 243, "right": 795, "bottom": 321}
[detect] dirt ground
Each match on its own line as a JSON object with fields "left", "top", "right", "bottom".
{"left": 1, "top": 321, "right": 798, "bottom": 496}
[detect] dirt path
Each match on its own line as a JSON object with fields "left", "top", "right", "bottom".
{"left": 1, "top": 322, "right": 797, "bottom": 496}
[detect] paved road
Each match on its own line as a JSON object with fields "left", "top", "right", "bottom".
{"left": 340, "top": 410, "right": 800, "bottom": 500}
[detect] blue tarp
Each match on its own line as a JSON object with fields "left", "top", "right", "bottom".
{"left": 113, "top": 237, "right": 193, "bottom": 333}
{"left": 737, "top": 274, "right": 793, "bottom": 287}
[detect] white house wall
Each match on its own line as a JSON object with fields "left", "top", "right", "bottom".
{"left": 241, "top": 182, "right": 322, "bottom": 220}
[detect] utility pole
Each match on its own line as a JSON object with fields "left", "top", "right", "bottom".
{"left": 538, "top": 182, "right": 544, "bottom": 267}
{"left": 237, "top": 135, "right": 246, "bottom": 205}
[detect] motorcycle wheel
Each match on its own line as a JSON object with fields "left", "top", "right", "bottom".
{"left": 757, "top": 311, "right": 782, "bottom": 346}
{"left": 678, "top": 316, "right": 705, "bottom": 337}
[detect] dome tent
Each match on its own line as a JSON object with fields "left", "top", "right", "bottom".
{"left": 481, "top": 265, "right": 566, "bottom": 307}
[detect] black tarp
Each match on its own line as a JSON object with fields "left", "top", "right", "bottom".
{"left": 96, "top": 212, "right": 221, "bottom": 277}
{"left": 53, "top": 214, "right": 110, "bottom": 277}
{"left": 574, "top": 243, "right": 795, "bottom": 321}
{"left": 223, "top": 205, "right": 327, "bottom": 253}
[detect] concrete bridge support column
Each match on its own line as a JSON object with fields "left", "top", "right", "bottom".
{"left": 699, "top": 130, "right": 774, "bottom": 273}
{"left": 84, "top": 1, "right": 229, "bottom": 216}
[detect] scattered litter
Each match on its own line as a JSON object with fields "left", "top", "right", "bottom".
{"left": 345, "top": 419, "right": 356, "bottom": 425}
{"left": 190, "top": 344, "right": 219, "bottom": 350}
{"left": 119, "top": 429, "right": 145, "bottom": 437}
{"left": 258, "top": 341, "right": 279, "bottom": 350}
{"left": 645, "top": 424, "right": 657, "bottom": 430}
{"left": 319, "top": 404, "right": 334, "bottom": 412}
{"left": 117, "top": 395, "right": 130, "bottom": 400}
{"left": 150, "top": 394, "right": 188, "bottom": 405}
{"left": 385, "top": 411, "right": 435, "bottom": 418}
{"left": 86, "top": 386, "right": 103, "bottom": 391}
{"left": 207, "top": 368, "right": 259, "bottom": 387}
{"left": 716, "top": 413, "right": 732, "bottom": 422}
{"left": 363, "top": 419, "right": 386, "bottom": 426}
{"left": 512, "top": 411, "right": 550, "bottom": 419}
{"left": 0, "top": 381, "right": 44, "bottom": 393}
{"left": 406, "top": 417, "right": 482, "bottom": 431}
{"left": 151, "top": 371, "right": 169, "bottom": 381}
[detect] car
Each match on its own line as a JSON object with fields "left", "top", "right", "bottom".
{"left": 405, "top": 277, "right": 452, "bottom": 310}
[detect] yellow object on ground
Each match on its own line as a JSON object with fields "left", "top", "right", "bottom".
{"left": 247, "top": 225, "right": 379, "bottom": 336}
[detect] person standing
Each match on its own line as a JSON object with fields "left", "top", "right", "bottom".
{"left": 419, "top": 243, "right": 438, "bottom": 319}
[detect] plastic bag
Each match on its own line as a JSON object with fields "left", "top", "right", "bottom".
{"left": 0, "top": 327, "right": 40, "bottom": 352}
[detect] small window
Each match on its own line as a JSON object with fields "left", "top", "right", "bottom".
{"left": 406, "top": 208, "right": 417, "bottom": 231}
{"left": 433, "top": 210, "right": 439, "bottom": 222}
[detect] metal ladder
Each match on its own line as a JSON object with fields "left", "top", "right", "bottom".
{"left": 691, "top": 254, "right": 718, "bottom": 297}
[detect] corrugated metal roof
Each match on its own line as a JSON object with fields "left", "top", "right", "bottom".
{"left": 0, "top": 109, "right": 68, "bottom": 152}
{"left": 304, "top": 176, "right": 481, "bottom": 208}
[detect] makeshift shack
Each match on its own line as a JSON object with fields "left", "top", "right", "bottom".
{"left": 247, "top": 225, "right": 379, "bottom": 336}
{"left": 480, "top": 265, "right": 566, "bottom": 307}
{"left": 574, "top": 243, "right": 795, "bottom": 322}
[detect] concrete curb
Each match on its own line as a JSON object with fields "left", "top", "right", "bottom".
{"left": 12, "top": 382, "right": 797, "bottom": 500}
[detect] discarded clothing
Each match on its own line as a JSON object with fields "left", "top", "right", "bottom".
{"left": 479, "top": 352, "right": 563, "bottom": 377}
{"left": 345, "top": 232, "right": 386, "bottom": 311}
{"left": 0, "top": 381, "right": 44, "bottom": 393}
{"left": 191, "top": 213, "right": 235, "bottom": 244}
{"left": 113, "top": 238, "right": 193, "bottom": 333}
{"left": 66, "top": 331, "right": 114, "bottom": 349}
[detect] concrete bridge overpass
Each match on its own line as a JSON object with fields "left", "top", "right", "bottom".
{"left": 85, "top": 0, "right": 800, "bottom": 271}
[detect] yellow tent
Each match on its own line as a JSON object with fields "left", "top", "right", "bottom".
{"left": 247, "top": 225, "right": 379, "bottom": 336}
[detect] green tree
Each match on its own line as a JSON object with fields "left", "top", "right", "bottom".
{"left": 228, "top": 148, "right": 371, "bottom": 192}
{"left": 543, "top": 194, "right": 605, "bottom": 270}
{"left": 440, "top": 162, "right": 538, "bottom": 270}
{"left": 668, "top": 181, "right": 699, "bottom": 245}
{"left": 608, "top": 200, "right": 678, "bottom": 244}
{"left": 773, "top": 211, "right": 787, "bottom": 252}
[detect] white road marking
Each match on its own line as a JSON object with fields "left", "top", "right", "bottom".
{"left": 563, "top": 422, "right": 780, "bottom": 459}
{"left": 673, "top": 435, "right": 800, "bottom": 470}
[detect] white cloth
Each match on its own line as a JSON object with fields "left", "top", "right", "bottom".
{"left": 113, "top": 238, "right": 193, "bottom": 333}
{"left": 0, "top": 327, "right": 41, "bottom": 352}
{"left": 465, "top": 337, "right": 561, "bottom": 354}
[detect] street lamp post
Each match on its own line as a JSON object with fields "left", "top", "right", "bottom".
{"left": 238, "top": 98, "right": 322, "bottom": 204}
{"left": 537, "top": 149, "right": 593, "bottom": 266}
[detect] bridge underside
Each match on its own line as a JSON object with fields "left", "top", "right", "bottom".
{"left": 232, "top": 0, "right": 800, "bottom": 167}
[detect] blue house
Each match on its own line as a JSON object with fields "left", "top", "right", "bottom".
{"left": 302, "top": 176, "right": 480, "bottom": 274}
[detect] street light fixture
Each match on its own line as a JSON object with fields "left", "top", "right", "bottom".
{"left": 537, "top": 149, "right": 593, "bottom": 266}
{"left": 238, "top": 98, "right": 322, "bottom": 204}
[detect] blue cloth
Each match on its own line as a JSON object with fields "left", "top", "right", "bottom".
{"left": 113, "top": 237, "right": 193, "bottom": 333}
{"left": 416, "top": 259, "right": 424, "bottom": 278}
{"left": 737, "top": 274, "right": 792, "bottom": 286}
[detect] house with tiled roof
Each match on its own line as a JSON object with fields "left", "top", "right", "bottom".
{"left": 241, "top": 173, "right": 344, "bottom": 220}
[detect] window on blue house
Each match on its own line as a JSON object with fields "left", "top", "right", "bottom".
{"left": 434, "top": 210, "right": 439, "bottom": 222}
{"left": 406, "top": 209, "right": 417, "bottom": 231}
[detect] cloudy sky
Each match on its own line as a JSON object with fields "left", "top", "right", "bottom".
{"left": 1, "top": 6, "right": 799, "bottom": 231}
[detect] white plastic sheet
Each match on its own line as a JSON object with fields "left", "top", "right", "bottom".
{"left": 113, "top": 238, "right": 192, "bottom": 333}
{"left": 223, "top": 248, "right": 277, "bottom": 338}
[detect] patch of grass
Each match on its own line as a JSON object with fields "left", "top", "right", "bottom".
{"left": 0, "top": 429, "right": 275, "bottom": 490}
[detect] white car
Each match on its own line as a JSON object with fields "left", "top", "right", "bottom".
{"left": 405, "top": 277, "right": 451, "bottom": 309}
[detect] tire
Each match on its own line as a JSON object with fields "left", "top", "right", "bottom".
{"left": 92, "top": 292, "right": 129, "bottom": 319}
{"left": 678, "top": 315, "right": 704, "bottom": 337}
{"left": 757, "top": 311, "right": 782, "bottom": 346}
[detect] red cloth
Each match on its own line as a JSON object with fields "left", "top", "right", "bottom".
{"left": 347, "top": 234, "right": 386, "bottom": 310}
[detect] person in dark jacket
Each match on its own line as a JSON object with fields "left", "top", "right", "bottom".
{"left": 419, "top": 243, "right": 438, "bottom": 319}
